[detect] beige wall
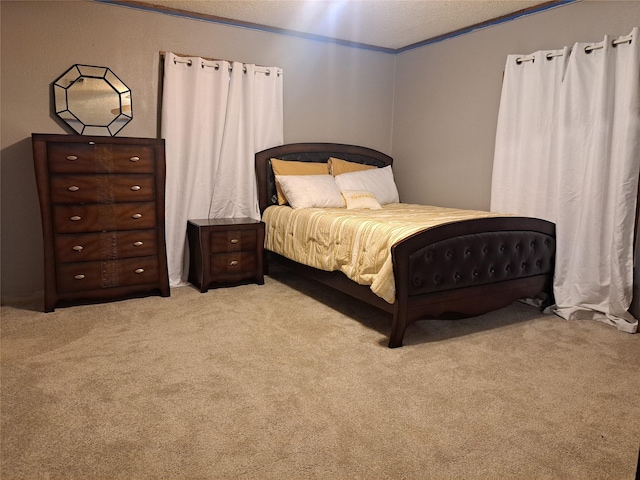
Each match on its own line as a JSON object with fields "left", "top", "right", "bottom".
{"left": 3, "top": 0, "right": 639, "bottom": 299}
{"left": 391, "top": 0, "right": 640, "bottom": 210}
{"left": 0, "top": 0, "right": 395, "bottom": 298}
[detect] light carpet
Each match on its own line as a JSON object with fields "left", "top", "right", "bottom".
{"left": 2, "top": 264, "right": 639, "bottom": 479}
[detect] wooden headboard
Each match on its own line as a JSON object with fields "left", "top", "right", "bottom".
{"left": 255, "top": 143, "right": 393, "bottom": 213}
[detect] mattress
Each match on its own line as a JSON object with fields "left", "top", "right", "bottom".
{"left": 263, "top": 203, "right": 506, "bottom": 303}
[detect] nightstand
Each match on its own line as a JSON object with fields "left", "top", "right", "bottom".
{"left": 187, "top": 218, "right": 265, "bottom": 292}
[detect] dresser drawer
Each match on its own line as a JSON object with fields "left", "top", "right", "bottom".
{"left": 50, "top": 174, "right": 155, "bottom": 203}
{"left": 210, "top": 251, "right": 257, "bottom": 277}
{"left": 53, "top": 202, "right": 157, "bottom": 233}
{"left": 47, "top": 143, "right": 155, "bottom": 174}
{"left": 56, "top": 256, "right": 160, "bottom": 293}
{"left": 210, "top": 229, "right": 258, "bottom": 254}
{"left": 54, "top": 229, "right": 158, "bottom": 263}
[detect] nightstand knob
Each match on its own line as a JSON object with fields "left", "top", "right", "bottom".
{"left": 70, "top": 215, "right": 82, "bottom": 221}
{"left": 66, "top": 155, "right": 78, "bottom": 161}
{"left": 129, "top": 156, "right": 140, "bottom": 162}
{"left": 74, "top": 274, "right": 85, "bottom": 280}
{"left": 72, "top": 245, "right": 84, "bottom": 252}
{"left": 133, "top": 241, "right": 143, "bottom": 247}
{"left": 230, "top": 238, "right": 239, "bottom": 244}
{"left": 135, "top": 268, "right": 145, "bottom": 274}
{"left": 130, "top": 185, "right": 141, "bottom": 191}
{"left": 229, "top": 260, "right": 239, "bottom": 267}
{"left": 132, "top": 213, "right": 142, "bottom": 219}
{"left": 68, "top": 185, "right": 80, "bottom": 192}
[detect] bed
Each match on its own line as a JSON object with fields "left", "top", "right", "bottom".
{"left": 256, "top": 143, "right": 556, "bottom": 347}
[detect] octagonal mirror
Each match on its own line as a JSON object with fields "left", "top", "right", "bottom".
{"left": 53, "top": 64, "right": 132, "bottom": 136}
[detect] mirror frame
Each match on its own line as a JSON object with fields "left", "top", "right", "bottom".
{"left": 53, "top": 64, "right": 132, "bottom": 136}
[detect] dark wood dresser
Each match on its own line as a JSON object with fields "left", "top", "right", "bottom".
{"left": 32, "top": 133, "right": 170, "bottom": 312}
{"left": 187, "top": 218, "right": 265, "bottom": 292}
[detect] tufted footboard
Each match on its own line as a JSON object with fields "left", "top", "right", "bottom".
{"left": 389, "top": 216, "right": 556, "bottom": 347}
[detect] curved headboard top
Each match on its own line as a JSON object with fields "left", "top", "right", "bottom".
{"left": 255, "top": 143, "right": 393, "bottom": 213}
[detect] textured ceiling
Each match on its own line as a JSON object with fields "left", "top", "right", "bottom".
{"left": 111, "top": 0, "right": 567, "bottom": 51}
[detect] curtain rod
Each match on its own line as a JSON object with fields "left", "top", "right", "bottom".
{"left": 159, "top": 51, "right": 281, "bottom": 76}
{"left": 515, "top": 34, "right": 633, "bottom": 64}
{"left": 585, "top": 34, "right": 633, "bottom": 52}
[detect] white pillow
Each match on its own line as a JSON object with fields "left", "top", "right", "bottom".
{"left": 334, "top": 165, "right": 400, "bottom": 205}
{"left": 275, "top": 174, "right": 346, "bottom": 209}
{"left": 342, "top": 190, "right": 382, "bottom": 209}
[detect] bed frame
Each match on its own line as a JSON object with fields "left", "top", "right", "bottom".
{"left": 256, "top": 143, "right": 556, "bottom": 347}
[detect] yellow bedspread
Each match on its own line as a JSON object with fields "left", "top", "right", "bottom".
{"left": 263, "top": 203, "right": 505, "bottom": 303}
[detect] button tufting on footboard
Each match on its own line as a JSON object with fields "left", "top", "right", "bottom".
{"left": 406, "top": 229, "right": 555, "bottom": 296}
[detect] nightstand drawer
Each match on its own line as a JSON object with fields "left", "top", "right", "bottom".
{"left": 210, "top": 230, "right": 257, "bottom": 253}
{"left": 56, "top": 256, "right": 160, "bottom": 293}
{"left": 210, "top": 251, "right": 257, "bottom": 276}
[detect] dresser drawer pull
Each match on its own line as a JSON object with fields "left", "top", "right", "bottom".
{"left": 135, "top": 268, "right": 145, "bottom": 274}
{"left": 72, "top": 245, "right": 84, "bottom": 252}
{"left": 68, "top": 185, "right": 80, "bottom": 192}
{"left": 130, "top": 185, "right": 141, "bottom": 191}
{"left": 132, "top": 213, "right": 142, "bottom": 219}
{"left": 74, "top": 274, "right": 85, "bottom": 280}
{"left": 229, "top": 260, "right": 239, "bottom": 267}
{"left": 133, "top": 241, "right": 143, "bottom": 247}
{"left": 230, "top": 238, "right": 239, "bottom": 244}
{"left": 70, "top": 215, "right": 82, "bottom": 221}
{"left": 129, "top": 156, "right": 140, "bottom": 162}
{"left": 66, "top": 155, "right": 78, "bottom": 161}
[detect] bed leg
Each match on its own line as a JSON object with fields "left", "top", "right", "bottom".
{"left": 540, "top": 289, "right": 555, "bottom": 311}
{"left": 263, "top": 252, "right": 270, "bottom": 276}
{"left": 388, "top": 334, "right": 404, "bottom": 348}
{"left": 388, "top": 312, "right": 407, "bottom": 348}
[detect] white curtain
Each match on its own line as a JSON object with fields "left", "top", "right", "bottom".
{"left": 491, "top": 47, "right": 569, "bottom": 223}
{"left": 491, "top": 28, "right": 640, "bottom": 333}
{"left": 161, "top": 53, "right": 283, "bottom": 286}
